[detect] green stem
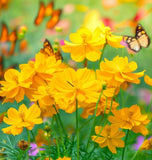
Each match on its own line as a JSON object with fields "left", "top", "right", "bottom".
{"left": 95, "top": 95, "right": 114, "bottom": 140}
{"left": 121, "top": 88, "right": 124, "bottom": 108}
{"left": 79, "top": 116, "right": 94, "bottom": 131}
{"left": 27, "top": 129, "right": 31, "bottom": 160}
{"left": 52, "top": 116, "right": 60, "bottom": 157}
{"left": 53, "top": 105, "right": 68, "bottom": 138}
{"left": 86, "top": 90, "right": 103, "bottom": 150}
{"left": 147, "top": 97, "right": 152, "bottom": 119}
{"left": 76, "top": 99, "right": 79, "bottom": 160}
{"left": 122, "top": 130, "right": 130, "bottom": 160}
{"left": 55, "top": 114, "right": 66, "bottom": 153}
{"left": 30, "top": 130, "right": 42, "bottom": 157}
{"left": 99, "top": 44, "right": 107, "bottom": 65}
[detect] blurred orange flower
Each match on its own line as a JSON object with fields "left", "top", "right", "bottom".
{"left": 140, "top": 137, "right": 152, "bottom": 150}
{"left": 109, "top": 105, "right": 150, "bottom": 135}
{"left": 2, "top": 104, "right": 43, "bottom": 135}
{"left": 56, "top": 157, "right": 71, "bottom": 160}
{"left": 92, "top": 124, "right": 125, "bottom": 153}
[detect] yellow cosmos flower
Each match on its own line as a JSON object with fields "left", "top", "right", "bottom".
{"left": 83, "top": 10, "right": 124, "bottom": 48}
{"left": 81, "top": 96, "right": 119, "bottom": 119}
{"left": 2, "top": 104, "right": 43, "bottom": 135}
{"left": 140, "top": 137, "right": 152, "bottom": 150}
{"left": 0, "top": 69, "right": 32, "bottom": 103}
{"left": 61, "top": 27, "right": 106, "bottom": 62}
{"left": 56, "top": 157, "right": 71, "bottom": 160}
{"left": 108, "top": 105, "right": 150, "bottom": 135}
{"left": 92, "top": 125, "right": 125, "bottom": 153}
{"left": 144, "top": 75, "right": 152, "bottom": 86}
{"left": 52, "top": 68, "right": 102, "bottom": 113}
{"left": 20, "top": 52, "right": 66, "bottom": 89}
{"left": 32, "top": 85, "right": 58, "bottom": 117}
{"left": 97, "top": 55, "right": 145, "bottom": 88}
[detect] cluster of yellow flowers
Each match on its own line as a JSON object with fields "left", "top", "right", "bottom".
{"left": 0, "top": 10, "right": 151, "bottom": 156}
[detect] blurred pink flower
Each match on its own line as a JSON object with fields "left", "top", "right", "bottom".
{"left": 63, "top": 4, "right": 75, "bottom": 14}
{"left": 28, "top": 143, "right": 39, "bottom": 156}
{"left": 138, "top": 88, "right": 152, "bottom": 105}
{"left": 133, "top": 136, "right": 144, "bottom": 150}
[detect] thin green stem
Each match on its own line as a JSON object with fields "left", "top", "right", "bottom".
{"left": 76, "top": 99, "right": 79, "bottom": 160}
{"left": 53, "top": 105, "right": 68, "bottom": 138}
{"left": 79, "top": 116, "right": 94, "bottom": 131}
{"left": 54, "top": 114, "right": 66, "bottom": 153}
{"left": 27, "top": 129, "right": 31, "bottom": 160}
{"left": 86, "top": 90, "right": 103, "bottom": 149}
{"left": 122, "top": 130, "right": 130, "bottom": 160}
{"left": 30, "top": 130, "right": 42, "bottom": 157}
{"left": 99, "top": 44, "right": 107, "bottom": 65}
{"left": 147, "top": 97, "right": 152, "bottom": 119}
{"left": 52, "top": 116, "right": 60, "bottom": 157}
{"left": 95, "top": 94, "right": 114, "bottom": 140}
{"left": 121, "top": 88, "right": 125, "bottom": 108}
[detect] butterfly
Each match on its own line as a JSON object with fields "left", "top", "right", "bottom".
{"left": 0, "top": 22, "right": 17, "bottom": 56}
{"left": 34, "top": 1, "right": 62, "bottom": 29}
{"left": 0, "top": 0, "right": 10, "bottom": 12}
{"left": 40, "top": 39, "right": 63, "bottom": 60}
{"left": 123, "top": 24, "right": 150, "bottom": 52}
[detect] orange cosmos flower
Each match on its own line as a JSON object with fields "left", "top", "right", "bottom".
{"left": 92, "top": 124, "right": 125, "bottom": 153}
{"left": 144, "top": 75, "right": 152, "bottom": 86}
{"left": 2, "top": 104, "right": 43, "bottom": 135}
{"left": 52, "top": 68, "right": 102, "bottom": 113}
{"left": 81, "top": 96, "right": 119, "bottom": 119}
{"left": 97, "top": 55, "right": 145, "bottom": 88}
{"left": 35, "top": 129, "right": 51, "bottom": 147}
{"left": 109, "top": 105, "right": 150, "bottom": 135}
{"left": 61, "top": 27, "right": 106, "bottom": 62}
{"left": 0, "top": 69, "right": 32, "bottom": 103}
{"left": 140, "top": 137, "right": 152, "bottom": 150}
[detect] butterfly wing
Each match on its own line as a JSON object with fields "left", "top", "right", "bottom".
{"left": 8, "top": 29, "right": 17, "bottom": 42}
{"left": 0, "top": 23, "right": 8, "bottom": 42}
{"left": 45, "top": 1, "right": 54, "bottom": 16}
{"left": 40, "top": 39, "right": 54, "bottom": 56}
{"left": 34, "top": 2, "right": 45, "bottom": 25}
{"left": 123, "top": 36, "right": 141, "bottom": 52}
{"left": 46, "top": 9, "right": 62, "bottom": 28}
{"left": 135, "top": 24, "right": 150, "bottom": 48}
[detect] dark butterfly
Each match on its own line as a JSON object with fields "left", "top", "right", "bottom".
{"left": 40, "top": 39, "right": 63, "bottom": 60}
{"left": 34, "top": 1, "right": 62, "bottom": 29}
{"left": 123, "top": 24, "right": 150, "bottom": 52}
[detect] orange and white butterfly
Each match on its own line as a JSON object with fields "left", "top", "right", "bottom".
{"left": 123, "top": 24, "right": 150, "bottom": 52}
{"left": 0, "top": 22, "right": 17, "bottom": 56}
{"left": 34, "top": 1, "right": 62, "bottom": 29}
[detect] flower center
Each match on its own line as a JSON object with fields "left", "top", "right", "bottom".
{"left": 19, "top": 113, "right": 25, "bottom": 121}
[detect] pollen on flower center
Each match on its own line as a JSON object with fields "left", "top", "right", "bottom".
{"left": 19, "top": 112, "right": 25, "bottom": 121}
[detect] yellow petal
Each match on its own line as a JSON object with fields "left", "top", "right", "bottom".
{"left": 144, "top": 75, "right": 152, "bottom": 86}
